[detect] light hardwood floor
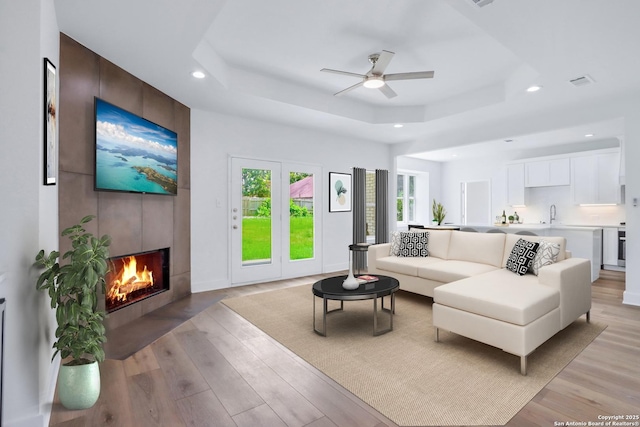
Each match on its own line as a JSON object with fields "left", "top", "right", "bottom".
{"left": 49, "top": 270, "right": 638, "bottom": 427}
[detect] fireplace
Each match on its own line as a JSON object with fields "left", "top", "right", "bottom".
{"left": 105, "top": 248, "right": 170, "bottom": 313}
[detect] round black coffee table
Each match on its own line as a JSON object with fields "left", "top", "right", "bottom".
{"left": 312, "top": 275, "right": 399, "bottom": 337}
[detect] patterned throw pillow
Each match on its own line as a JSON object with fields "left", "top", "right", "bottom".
{"left": 397, "top": 231, "right": 430, "bottom": 257}
{"left": 530, "top": 239, "right": 561, "bottom": 275}
{"left": 389, "top": 231, "right": 402, "bottom": 256}
{"left": 506, "top": 238, "right": 539, "bottom": 276}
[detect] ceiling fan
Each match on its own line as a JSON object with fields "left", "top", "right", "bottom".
{"left": 321, "top": 50, "right": 434, "bottom": 99}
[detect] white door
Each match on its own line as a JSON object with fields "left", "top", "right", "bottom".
{"left": 231, "top": 158, "right": 282, "bottom": 284}
{"left": 282, "top": 163, "right": 322, "bottom": 278}
{"left": 461, "top": 180, "right": 491, "bottom": 225}
{"left": 231, "top": 158, "right": 322, "bottom": 285}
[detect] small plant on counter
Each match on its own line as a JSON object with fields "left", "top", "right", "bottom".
{"left": 432, "top": 199, "right": 446, "bottom": 226}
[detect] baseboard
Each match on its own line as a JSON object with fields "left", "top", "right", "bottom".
{"left": 623, "top": 290, "right": 640, "bottom": 307}
{"left": 5, "top": 414, "right": 43, "bottom": 427}
{"left": 191, "top": 278, "right": 230, "bottom": 292}
{"left": 602, "top": 264, "right": 625, "bottom": 272}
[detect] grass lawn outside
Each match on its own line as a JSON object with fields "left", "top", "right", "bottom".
{"left": 242, "top": 216, "right": 313, "bottom": 261}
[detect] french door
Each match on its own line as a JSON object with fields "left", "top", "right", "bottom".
{"left": 230, "top": 157, "right": 322, "bottom": 285}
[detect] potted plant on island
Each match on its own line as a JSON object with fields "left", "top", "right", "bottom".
{"left": 34, "top": 215, "right": 111, "bottom": 410}
{"left": 432, "top": 199, "right": 446, "bottom": 226}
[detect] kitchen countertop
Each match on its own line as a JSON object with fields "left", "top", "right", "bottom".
{"left": 460, "top": 224, "right": 606, "bottom": 232}
{"left": 506, "top": 224, "right": 603, "bottom": 231}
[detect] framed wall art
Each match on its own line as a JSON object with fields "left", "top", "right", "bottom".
{"left": 43, "top": 58, "right": 57, "bottom": 185}
{"left": 329, "top": 172, "right": 351, "bottom": 212}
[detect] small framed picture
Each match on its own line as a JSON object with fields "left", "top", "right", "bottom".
{"left": 43, "top": 58, "right": 57, "bottom": 185}
{"left": 329, "top": 172, "right": 351, "bottom": 212}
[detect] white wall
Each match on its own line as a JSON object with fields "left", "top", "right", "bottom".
{"left": 190, "top": 111, "right": 392, "bottom": 292}
{"left": 396, "top": 156, "right": 442, "bottom": 226}
{"left": 439, "top": 150, "right": 625, "bottom": 227}
{"left": 623, "top": 112, "right": 640, "bottom": 306}
{"left": 0, "top": 1, "right": 59, "bottom": 426}
{"left": 440, "top": 153, "right": 508, "bottom": 226}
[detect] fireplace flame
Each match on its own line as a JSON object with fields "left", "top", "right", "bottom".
{"left": 106, "top": 256, "right": 154, "bottom": 303}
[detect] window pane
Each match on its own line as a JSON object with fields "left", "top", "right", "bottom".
{"left": 289, "top": 172, "right": 314, "bottom": 261}
{"left": 409, "top": 176, "right": 415, "bottom": 197}
{"left": 409, "top": 198, "right": 415, "bottom": 221}
{"left": 397, "top": 174, "right": 404, "bottom": 197}
{"left": 397, "top": 198, "right": 404, "bottom": 221}
{"left": 241, "top": 168, "right": 271, "bottom": 265}
{"left": 366, "top": 172, "right": 376, "bottom": 236}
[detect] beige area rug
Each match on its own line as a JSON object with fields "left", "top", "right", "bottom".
{"left": 222, "top": 285, "right": 605, "bottom": 426}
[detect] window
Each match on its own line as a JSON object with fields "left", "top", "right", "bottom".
{"left": 365, "top": 171, "right": 376, "bottom": 238}
{"left": 397, "top": 173, "right": 416, "bottom": 224}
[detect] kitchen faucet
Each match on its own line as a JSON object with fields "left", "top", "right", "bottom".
{"left": 550, "top": 204, "right": 556, "bottom": 224}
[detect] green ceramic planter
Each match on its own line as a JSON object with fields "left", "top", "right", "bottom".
{"left": 58, "top": 361, "right": 101, "bottom": 410}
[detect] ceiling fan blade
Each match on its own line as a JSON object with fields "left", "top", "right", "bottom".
{"left": 321, "top": 68, "right": 367, "bottom": 79}
{"left": 334, "top": 81, "right": 364, "bottom": 96}
{"left": 379, "top": 84, "right": 397, "bottom": 99}
{"left": 371, "top": 50, "right": 394, "bottom": 75}
{"left": 384, "top": 71, "right": 434, "bottom": 81}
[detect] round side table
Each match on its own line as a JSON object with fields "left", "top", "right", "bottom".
{"left": 349, "top": 243, "right": 371, "bottom": 275}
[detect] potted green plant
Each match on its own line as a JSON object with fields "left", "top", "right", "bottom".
{"left": 432, "top": 199, "right": 446, "bottom": 226}
{"left": 508, "top": 215, "right": 515, "bottom": 224}
{"left": 34, "top": 215, "right": 111, "bottom": 410}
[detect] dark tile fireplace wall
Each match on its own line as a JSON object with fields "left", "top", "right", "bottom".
{"left": 58, "top": 33, "right": 191, "bottom": 330}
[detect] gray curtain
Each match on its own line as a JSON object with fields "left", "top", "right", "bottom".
{"left": 352, "top": 167, "right": 367, "bottom": 271}
{"left": 375, "top": 169, "right": 389, "bottom": 244}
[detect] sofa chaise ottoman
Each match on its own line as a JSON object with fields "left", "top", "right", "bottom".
{"left": 367, "top": 230, "right": 592, "bottom": 374}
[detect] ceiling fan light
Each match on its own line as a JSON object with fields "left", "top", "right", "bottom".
{"left": 363, "top": 76, "right": 385, "bottom": 89}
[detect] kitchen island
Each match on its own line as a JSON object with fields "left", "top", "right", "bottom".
{"left": 456, "top": 224, "right": 602, "bottom": 281}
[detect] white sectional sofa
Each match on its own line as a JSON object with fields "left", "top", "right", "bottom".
{"left": 367, "top": 229, "right": 592, "bottom": 374}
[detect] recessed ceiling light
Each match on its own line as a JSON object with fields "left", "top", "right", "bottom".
{"left": 526, "top": 85, "right": 542, "bottom": 92}
{"left": 192, "top": 71, "right": 206, "bottom": 79}
{"left": 394, "top": 124, "right": 404, "bottom": 128}
{"left": 585, "top": 133, "right": 594, "bottom": 137}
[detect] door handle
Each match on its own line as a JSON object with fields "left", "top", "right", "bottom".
{"left": 233, "top": 225, "right": 238, "bottom": 229}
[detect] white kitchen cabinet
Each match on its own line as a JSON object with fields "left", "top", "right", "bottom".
{"left": 571, "top": 151, "right": 620, "bottom": 204}
{"left": 506, "top": 163, "right": 525, "bottom": 206}
{"left": 597, "top": 152, "right": 620, "bottom": 204}
{"left": 602, "top": 228, "right": 618, "bottom": 267}
{"left": 571, "top": 155, "right": 596, "bottom": 204}
{"left": 524, "top": 158, "right": 570, "bottom": 187}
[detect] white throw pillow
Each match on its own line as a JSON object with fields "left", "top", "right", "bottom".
{"left": 389, "top": 231, "right": 402, "bottom": 256}
{"left": 530, "top": 239, "right": 561, "bottom": 275}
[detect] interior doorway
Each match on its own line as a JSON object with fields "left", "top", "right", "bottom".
{"left": 460, "top": 180, "right": 491, "bottom": 225}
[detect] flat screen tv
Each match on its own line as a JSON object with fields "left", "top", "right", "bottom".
{"left": 94, "top": 97, "right": 178, "bottom": 195}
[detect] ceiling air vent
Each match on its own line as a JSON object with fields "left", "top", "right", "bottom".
{"left": 569, "top": 74, "right": 595, "bottom": 87}
{"left": 469, "top": 0, "right": 494, "bottom": 7}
